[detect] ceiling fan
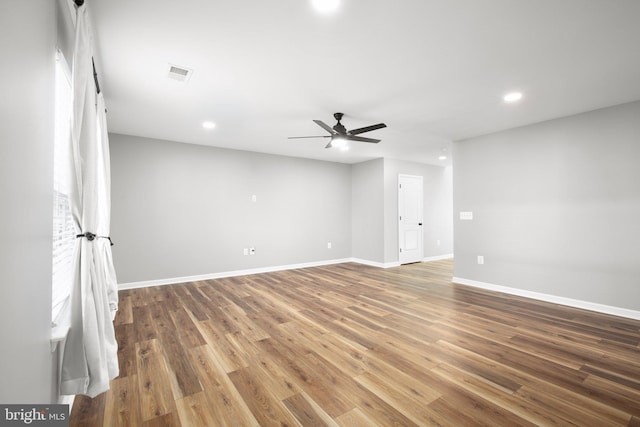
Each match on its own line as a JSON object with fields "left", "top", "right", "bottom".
{"left": 288, "top": 112, "right": 387, "bottom": 148}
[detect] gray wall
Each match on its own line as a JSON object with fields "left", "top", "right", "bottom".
{"left": 351, "top": 159, "right": 385, "bottom": 263}
{"left": 112, "top": 137, "right": 455, "bottom": 281}
{"left": 110, "top": 134, "right": 352, "bottom": 283}
{"left": 0, "top": 0, "right": 57, "bottom": 403}
{"left": 453, "top": 101, "right": 640, "bottom": 311}
{"left": 383, "top": 159, "right": 454, "bottom": 263}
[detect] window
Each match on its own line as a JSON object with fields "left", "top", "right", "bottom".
{"left": 52, "top": 49, "right": 74, "bottom": 329}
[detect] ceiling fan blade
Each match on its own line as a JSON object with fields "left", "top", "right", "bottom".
{"left": 313, "top": 120, "right": 338, "bottom": 135}
{"left": 287, "top": 136, "right": 331, "bottom": 139}
{"left": 347, "top": 135, "right": 381, "bottom": 143}
{"left": 348, "top": 123, "right": 387, "bottom": 135}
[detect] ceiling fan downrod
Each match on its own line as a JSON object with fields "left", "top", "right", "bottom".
{"left": 333, "top": 112, "right": 346, "bottom": 134}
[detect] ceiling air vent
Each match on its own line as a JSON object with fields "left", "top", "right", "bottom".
{"left": 167, "top": 64, "right": 193, "bottom": 82}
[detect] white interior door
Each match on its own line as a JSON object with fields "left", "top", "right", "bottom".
{"left": 399, "top": 174, "right": 423, "bottom": 264}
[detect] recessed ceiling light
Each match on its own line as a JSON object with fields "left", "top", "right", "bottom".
{"left": 312, "top": 0, "right": 340, "bottom": 14}
{"left": 438, "top": 155, "right": 447, "bottom": 161}
{"left": 504, "top": 92, "right": 523, "bottom": 103}
{"left": 202, "top": 121, "right": 216, "bottom": 129}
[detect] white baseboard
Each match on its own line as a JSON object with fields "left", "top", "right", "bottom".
{"left": 353, "top": 254, "right": 453, "bottom": 268}
{"left": 453, "top": 277, "right": 640, "bottom": 321}
{"left": 118, "top": 258, "right": 353, "bottom": 290}
{"left": 351, "top": 258, "right": 400, "bottom": 269}
{"left": 423, "top": 254, "right": 453, "bottom": 262}
{"left": 118, "top": 255, "right": 458, "bottom": 290}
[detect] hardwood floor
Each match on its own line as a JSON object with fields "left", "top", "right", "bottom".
{"left": 70, "top": 260, "right": 640, "bottom": 426}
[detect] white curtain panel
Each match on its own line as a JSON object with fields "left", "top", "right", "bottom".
{"left": 60, "top": 4, "right": 119, "bottom": 398}
{"left": 96, "top": 93, "right": 119, "bottom": 320}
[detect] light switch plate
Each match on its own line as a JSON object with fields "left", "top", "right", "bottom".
{"left": 460, "top": 211, "right": 473, "bottom": 220}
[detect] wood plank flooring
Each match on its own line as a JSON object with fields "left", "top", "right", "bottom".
{"left": 70, "top": 260, "right": 640, "bottom": 426}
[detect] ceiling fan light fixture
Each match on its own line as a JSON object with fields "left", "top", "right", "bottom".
{"left": 331, "top": 137, "right": 347, "bottom": 148}
{"left": 311, "top": 0, "right": 340, "bottom": 14}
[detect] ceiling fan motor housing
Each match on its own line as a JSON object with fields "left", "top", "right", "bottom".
{"left": 333, "top": 112, "right": 346, "bottom": 133}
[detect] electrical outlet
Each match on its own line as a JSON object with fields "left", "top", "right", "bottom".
{"left": 477, "top": 255, "right": 484, "bottom": 265}
{"left": 243, "top": 248, "right": 248, "bottom": 256}
{"left": 437, "top": 239, "right": 441, "bottom": 246}
{"left": 249, "top": 247, "right": 256, "bottom": 255}
{"left": 327, "top": 242, "right": 332, "bottom": 249}
{"left": 251, "top": 195, "right": 257, "bottom": 202}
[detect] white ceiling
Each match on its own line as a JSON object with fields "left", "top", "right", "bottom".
{"left": 89, "top": 0, "right": 640, "bottom": 165}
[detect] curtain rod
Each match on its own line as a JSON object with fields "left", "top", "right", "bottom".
{"left": 92, "top": 58, "right": 101, "bottom": 94}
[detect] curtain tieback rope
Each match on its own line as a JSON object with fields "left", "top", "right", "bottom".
{"left": 76, "top": 232, "right": 114, "bottom": 246}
